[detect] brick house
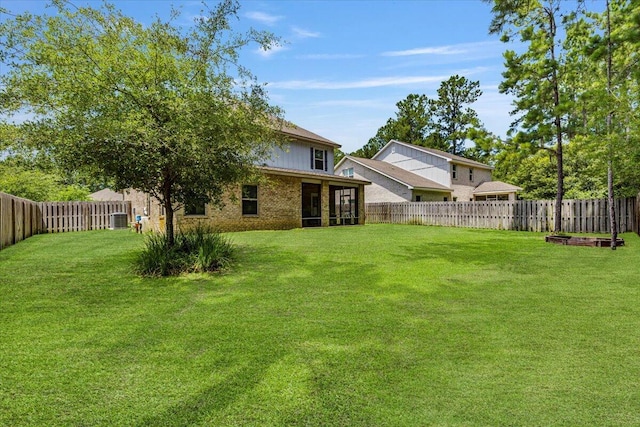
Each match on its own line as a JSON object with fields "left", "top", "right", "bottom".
{"left": 335, "top": 139, "right": 520, "bottom": 203}
{"left": 128, "top": 123, "right": 369, "bottom": 232}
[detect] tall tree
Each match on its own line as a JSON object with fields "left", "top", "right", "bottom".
{"left": 0, "top": 0, "right": 284, "bottom": 245}
{"left": 353, "top": 80, "right": 486, "bottom": 159}
{"left": 580, "top": 0, "right": 640, "bottom": 247}
{"left": 487, "top": 0, "right": 572, "bottom": 233}
{"left": 352, "top": 94, "right": 438, "bottom": 158}
{"left": 431, "top": 75, "right": 483, "bottom": 156}
{"left": 604, "top": 0, "right": 618, "bottom": 249}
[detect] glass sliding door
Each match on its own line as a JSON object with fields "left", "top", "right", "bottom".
{"left": 330, "top": 186, "right": 359, "bottom": 226}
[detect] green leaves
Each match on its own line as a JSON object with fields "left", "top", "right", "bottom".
{"left": 486, "top": 0, "right": 640, "bottom": 200}
{"left": 353, "top": 76, "right": 486, "bottom": 158}
{"left": 432, "top": 75, "right": 483, "bottom": 156}
{"left": 1, "top": 0, "right": 284, "bottom": 242}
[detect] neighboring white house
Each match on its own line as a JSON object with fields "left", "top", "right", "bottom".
{"left": 335, "top": 139, "right": 521, "bottom": 203}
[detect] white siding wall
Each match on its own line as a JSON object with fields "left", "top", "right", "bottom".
{"left": 376, "top": 143, "right": 450, "bottom": 186}
{"left": 265, "top": 140, "right": 334, "bottom": 175}
{"left": 451, "top": 163, "right": 492, "bottom": 201}
{"left": 451, "top": 184, "right": 476, "bottom": 202}
{"left": 413, "top": 190, "right": 451, "bottom": 202}
{"left": 341, "top": 158, "right": 411, "bottom": 203}
{"left": 451, "top": 162, "right": 492, "bottom": 187}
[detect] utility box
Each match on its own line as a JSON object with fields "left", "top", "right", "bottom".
{"left": 109, "top": 212, "right": 128, "bottom": 230}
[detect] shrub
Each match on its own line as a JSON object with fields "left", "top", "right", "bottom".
{"left": 135, "top": 223, "right": 234, "bottom": 277}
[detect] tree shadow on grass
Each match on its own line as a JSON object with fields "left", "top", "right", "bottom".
{"left": 135, "top": 359, "right": 279, "bottom": 426}
{"left": 130, "top": 250, "right": 387, "bottom": 426}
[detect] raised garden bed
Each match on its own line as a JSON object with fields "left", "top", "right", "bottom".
{"left": 545, "top": 235, "right": 625, "bottom": 247}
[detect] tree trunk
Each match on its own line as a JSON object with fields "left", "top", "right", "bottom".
{"left": 548, "top": 5, "right": 564, "bottom": 234}
{"left": 164, "top": 197, "right": 175, "bottom": 247}
{"left": 606, "top": 0, "right": 617, "bottom": 250}
{"left": 608, "top": 162, "right": 617, "bottom": 250}
{"left": 554, "top": 139, "right": 564, "bottom": 233}
{"left": 162, "top": 179, "right": 175, "bottom": 246}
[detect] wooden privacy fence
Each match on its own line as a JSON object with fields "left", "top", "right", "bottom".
{"left": 1, "top": 192, "right": 43, "bottom": 251}
{"left": 636, "top": 192, "right": 640, "bottom": 236}
{"left": 39, "top": 200, "right": 131, "bottom": 233}
{"left": 366, "top": 198, "right": 637, "bottom": 234}
{"left": 1, "top": 191, "right": 132, "bottom": 251}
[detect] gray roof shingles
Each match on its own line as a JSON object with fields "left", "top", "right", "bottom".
{"left": 279, "top": 122, "right": 340, "bottom": 148}
{"left": 473, "top": 181, "right": 522, "bottom": 194}
{"left": 347, "top": 156, "right": 451, "bottom": 192}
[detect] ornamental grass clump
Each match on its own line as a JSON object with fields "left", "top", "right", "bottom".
{"left": 136, "top": 223, "right": 234, "bottom": 277}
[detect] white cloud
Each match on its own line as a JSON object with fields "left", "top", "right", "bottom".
{"left": 291, "top": 26, "right": 321, "bottom": 39}
{"left": 382, "top": 41, "right": 502, "bottom": 57}
{"left": 255, "top": 44, "right": 289, "bottom": 58}
{"left": 245, "top": 11, "right": 283, "bottom": 26}
{"left": 384, "top": 46, "right": 466, "bottom": 56}
{"left": 268, "top": 75, "right": 450, "bottom": 90}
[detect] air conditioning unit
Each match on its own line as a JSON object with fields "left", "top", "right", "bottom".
{"left": 110, "top": 212, "right": 128, "bottom": 230}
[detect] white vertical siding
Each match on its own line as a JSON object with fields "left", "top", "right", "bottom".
{"left": 340, "top": 158, "right": 411, "bottom": 203}
{"left": 265, "top": 140, "right": 334, "bottom": 175}
{"left": 376, "top": 143, "right": 450, "bottom": 186}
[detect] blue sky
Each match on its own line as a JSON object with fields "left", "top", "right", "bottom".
{"left": 3, "top": 0, "right": 517, "bottom": 153}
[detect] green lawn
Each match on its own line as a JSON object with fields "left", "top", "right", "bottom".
{"left": 1, "top": 225, "right": 640, "bottom": 426}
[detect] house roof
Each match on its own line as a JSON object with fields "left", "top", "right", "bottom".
{"left": 474, "top": 181, "right": 522, "bottom": 195}
{"left": 278, "top": 122, "right": 340, "bottom": 148}
{"left": 89, "top": 188, "right": 124, "bottom": 201}
{"left": 344, "top": 156, "right": 451, "bottom": 192}
{"left": 376, "top": 140, "right": 493, "bottom": 170}
{"left": 260, "top": 165, "right": 370, "bottom": 185}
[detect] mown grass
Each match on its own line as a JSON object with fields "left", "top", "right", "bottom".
{"left": 1, "top": 225, "right": 639, "bottom": 426}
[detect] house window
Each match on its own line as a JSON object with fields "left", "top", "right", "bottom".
{"left": 185, "top": 201, "right": 205, "bottom": 216}
{"left": 343, "top": 167, "right": 354, "bottom": 178}
{"left": 469, "top": 168, "right": 474, "bottom": 182}
{"left": 452, "top": 164, "right": 457, "bottom": 180}
{"left": 242, "top": 185, "right": 258, "bottom": 215}
{"left": 310, "top": 147, "right": 327, "bottom": 171}
{"left": 415, "top": 195, "right": 422, "bottom": 202}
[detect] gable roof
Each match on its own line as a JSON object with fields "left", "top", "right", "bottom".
{"left": 375, "top": 139, "right": 492, "bottom": 170}
{"left": 278, "top": 122, "right": 340, "bottom": 148}
{"left": 474, "top": 181, "right": 522, "bottom": 195}
{"left": 344, "top": 156, "right": 451, "bottom": 192}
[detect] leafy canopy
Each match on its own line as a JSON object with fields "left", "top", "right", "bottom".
{"left": 352, "top": 75, "right": 490, "bottom": 159}
{"left": 0, "top": 0, "right": 285, "bottom": 241}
